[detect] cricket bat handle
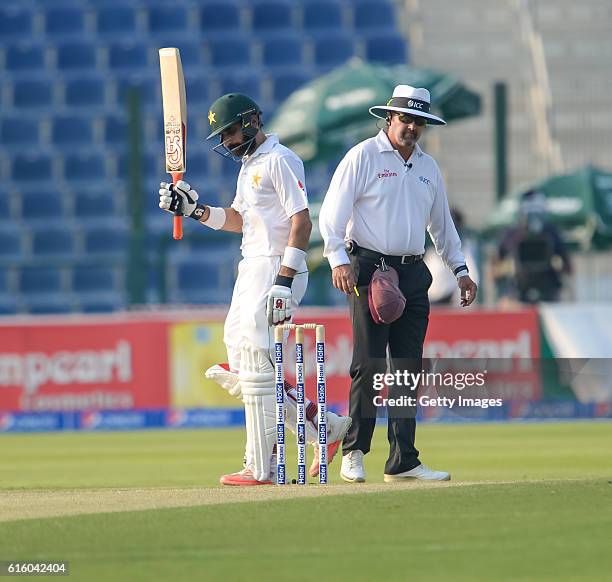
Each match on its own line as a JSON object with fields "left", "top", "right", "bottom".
{"left": 171, "top": 171, "right": 183, "bottom": 240}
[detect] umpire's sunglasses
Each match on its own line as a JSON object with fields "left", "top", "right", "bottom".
{"left": 395, "top": 113, "right": 427, "bottom": 127}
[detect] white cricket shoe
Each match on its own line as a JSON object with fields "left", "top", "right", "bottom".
{"left": 340, "top": 450, "right": 366, "bottom": 483}
{"left": 383, "top": 463, "right": 450, "bottom": 482}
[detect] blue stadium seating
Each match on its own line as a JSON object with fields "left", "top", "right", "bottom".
{"left": 6, "top": 44, "right": 45, "bottom": 71}
{"left": 365, "top": 33, "right": 408, "bottom": 64}
{"left": 200, "top": 3, "right": 241, "bottom": 32}
{"left": 74, "top": 189, "right": 117, "bottom": 219}
{"left": 84, "top": 0, "right": 127, "bottom": 4}
{"left": 12, "top": 154, "right": 54, "bottom": 182}
{"left": 172, "top": 255, "right": 234, "bottom": 304}
{"left": 56, "top": 41, "right": 97, "bottom": 70}
{"left": 28, "top": 296, "right": 73, "bottom": 314}
{"left": 219, "top": 73, "right": 262, "bottom": 101}
{"left": 63, "top": 153, "right": 106, "bottom": 181}
{"left": 44, "top": 7, "right": 85, "bottom": 36}
{"left": 207, "top": 38, "right": 251, "bottom": 67}
{"left": 262, "top": 37, "right": 303, "bottom": 67}
{"left": 0, "top": 8, "right": 33, "bottom": 38}
{"left": 117, "top": 151, "right": 160, "bottom": 177}
{"left": 252, "top": 2, "right": 293, "bottom": 31}
{"left": 116, "top": 78, "right": 159, "bottom": 109}
{"left": 84, "top": 225, "right": 128, "bottom": 256}
{"left": 0, "top": 0, "right": 408, "bottom": 312}
{"left": 108, "top": 44, "right": 149, "bottom": 71}
{"left": 19, "top": 267, "right": 63, "bottom": 294}
{"left": 353, "top": 1, "right": 395, "bottom": 30}
{"left": 102, "top": 114, "right": 127, "bottom": 145}
{"left": 72, "top": 265, "right": 116, "bottom": 293}
{"left": 186, "top": 76, "right": 213, "bottom": 105}
{"left": 272, "top": 71, "right": 311, "bottom": 101}
{"left": 95, "top": 7, "right": 137, "bottom": 36}
{"left": 64, "top": 78, "right": 106, "bottom": 107}
{"left": 1, "top": 117, "right": 39, "bottom": 146}
{"left": 303, "top": 1, "right": 342, "bottom": 30}
{"left": 177, "top": 262, "right": 219, "bottom": 289}
{"left": 0, "top": 224, "right": 23, "bottom": 261}
{"left": 78, "top": 292, "right": 125, "bottom": 313}
{"left": 0, "top": 298, "right": 18, "bottom": 316}
{"left": 51, "top": 116, "right": 94, "bottom": 146}
{"left": 216, "top": 152, "right": 242, "bottom": 182}
{"left": 147, "top": 6, "right": 189, "bottom": 33}
{"left": 31, "top": 226, "right": 76, "bottom": 257}
{"left": 21, "top": 190, "right": 65, "bottom": 221}
{"left": 313, "top": 32, "right": 356, "bottom": 67}
{"left": 182, "top": 151, "right": 209, "bottom": 181}
{"left": 0, "top": 191, "right": 14, "bottom": 221}
{"left": 13, "top": 80, "right": 54, "bottom": 109}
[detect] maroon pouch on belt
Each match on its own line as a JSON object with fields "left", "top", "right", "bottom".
{"left": 367, "top": 260, "right": 406, "bottom": 324}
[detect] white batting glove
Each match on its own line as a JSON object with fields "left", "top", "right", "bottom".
{"left": 159, "top": 180, "right": 199, "bottom": 217}
{"left": 266, "top": 283, "right": 294, "bottom": 325}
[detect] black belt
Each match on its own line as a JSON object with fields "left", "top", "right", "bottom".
{"left": 347, "top": 241, "right": 424, "bottom": 266}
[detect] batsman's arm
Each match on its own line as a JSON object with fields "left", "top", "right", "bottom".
{"left": 194, "top": 207, "right": 243, "bottom": 233}
{"left": 278, "top": 209, "right": 312, "bottom": 277}
{"left": 266, "top": 209, "right": 311, "bottom": 326}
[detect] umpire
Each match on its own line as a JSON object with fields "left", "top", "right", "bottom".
{"left": 319, "top": 85, "right": 478, "bottom": 483}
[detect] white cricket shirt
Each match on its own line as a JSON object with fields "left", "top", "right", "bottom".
{"left": 319, "top": 130, "right": 468, "bottom": 275}
{"left": 232, "top": 134, "right": 309, "bottom": 258}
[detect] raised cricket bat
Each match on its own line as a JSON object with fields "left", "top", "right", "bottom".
{"left": 159, "top": 47, "right": 187, "bottom": 240}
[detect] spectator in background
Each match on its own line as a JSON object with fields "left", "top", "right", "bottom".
{"left": 425, "top": 207, "right": 479, "bottom": 305}
{"left": 495, "top": 190, "right": 572, "bottom": 303}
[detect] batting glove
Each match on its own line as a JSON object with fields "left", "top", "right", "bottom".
{"left": 159, "top": 180, "right": 199, "bottom": 218}
{"left": 266, "top": 276, "right": 294, "bottom": 326}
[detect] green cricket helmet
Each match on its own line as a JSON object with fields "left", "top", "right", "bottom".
{"left": 206, "top": 93, "right": 261, "bottom": 139}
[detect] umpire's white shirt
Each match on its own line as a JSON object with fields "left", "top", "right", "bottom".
{"left": 232, "top": 134, "right": 308, "bottom": 259}
{"left": 319, "top": 130, "right": 467, "bottom": 275}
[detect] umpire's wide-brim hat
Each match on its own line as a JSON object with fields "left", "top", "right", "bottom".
{"left": 369, "top": 85, "right": 446, "bottom": 126}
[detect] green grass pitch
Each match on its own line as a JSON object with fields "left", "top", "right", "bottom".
{"left": 0, "top": 422, "right": 611, "bottom": 581}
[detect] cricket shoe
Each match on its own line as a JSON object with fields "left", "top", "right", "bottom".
{"left": 220, "top": 454, "right": 278, "bottom": 486}
{"left": 219, "top": 468, "right": 273, "bottom": 486}
{"left": 309, "top": 414, "right": 352, "bottom": 477}
{"left": 383, "top": 464, "right": 450, "bottom": 482}
{"left": 340, "top": 450, "right": 366, "bottom": 483}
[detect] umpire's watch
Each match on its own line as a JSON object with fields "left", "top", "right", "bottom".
{"left": 454, "top": 265, "right": 469, "bottom": 279}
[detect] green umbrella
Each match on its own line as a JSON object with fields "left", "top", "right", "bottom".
{"left": 485, "top": 166, "right": 612, "bottom": 250}
{"left": 267, "top": 58, "right": 481, "bottom": 163}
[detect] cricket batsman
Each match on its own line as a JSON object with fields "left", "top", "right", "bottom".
{"left": 159, "top": 93, "right": 351, "bottom": 485}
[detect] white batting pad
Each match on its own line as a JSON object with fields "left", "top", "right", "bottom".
{"left": 239, "top": 341, "right": 276, "bottom": 482}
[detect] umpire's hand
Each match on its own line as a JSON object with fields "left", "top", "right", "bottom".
{"left": 458, "top": 275, "right": 478, "bottom": 307}
{"left": 332, "top": 264, "right": 357, "bottom": 295}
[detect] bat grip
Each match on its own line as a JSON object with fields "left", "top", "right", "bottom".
{"left": 171, "top": 172, "right": 183, "bottom": 240}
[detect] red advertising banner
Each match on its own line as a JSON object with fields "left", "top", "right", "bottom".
{"left": 425, "top": 308, "right": 540, "bottom": 358}
{"left": 295, "top": 307, "right": 542, "bottom": 412}
{"left": 0, "top": 320, "right": 169, "bottom": 413}
{"left": 426, "top": 307, "right": 542, "bottom": 404}
{"left": 0, "top": 308, "right": 541, "bottom": 415}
